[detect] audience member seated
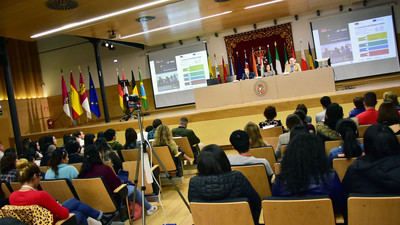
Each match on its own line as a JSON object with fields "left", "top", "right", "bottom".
{"left": 45, "top": 149, "right": 78, "bottom": 180}
{"left": 39, "top": 136, "right": 57, "bottom": 166}
{"left": 272, "top": 133, "right": 345, "bottom": 213}
{"left": 242, "top": 67, "right": 256, "bottom": 80}
{"left": 264, "top": 64, "right": 275, "bottom": 76}
{"left": 244, "top": 122, "right": 268, "bottom": 148}
{"left": 316, "top": 103, "right": 343, "bottom": 142}
{"left": 124, "top": 128, "right": 138, "bottom": 149}
{"left": 284, "top": 57, "right": 302, "bottom": 73}
{"left": 349, "top": 97, "right": 365, "bottom": 118}
{"left": 355, "top": 92, "right": 378, "bottom": 125}
{"left": 188, "top": 144, "right": 261, "bottom": 225}
{"left": 65, "top": 140, "right": 84, "bottom": 164}
{"left": 0, "top": 149, "right": 19, "bottom": 183}
{"left": 377, "top": 101, "right": 400, "bottom": 134}
{"left": 316, "top": 96, "right": 331, "bottom": 123}
{"left": 9, "top": 162, "right": 104, "bottom": 225}
{"left": 95, "top": 138, "right": 122, "bottom": 173}
{"left": 63, "top": 134, "right": 74, "bottom": 147}
{"left": 78, "top": 146, "right": 157, "bottom": 215}
{"left": 294, "top": 110, "right": 315, "bottom": 133}
{"left": 104, "top": 129, "right": 123, "bottom": 151}
{"left": 228, "top": 130, "right": 273, "bottom": 176}
{"left": 296, "top": 104, "right": 312, "bottom": 123}
{"left": 147, "top": 119, "right": 162, "bottom": 140}
{"left": 0, "top": 143, "right": 4, "bottom": 160}
{"left": 343, "top": 124, "right": 400, "bottom": 194}
{"left": 84, "top": 133, "right": 95, "bottom": 148}
{"left": 97, "top": 131, "right": 104, "bottom": 140}
{"left": 172, "top": 117, "right": 201, "bottom": 158}
{"left": 276, "top": 114, "right": 303, "bottom": 158}
{"left": 383, "top": 91, "right": 400, "bottom": 111}
{"left": 72, "top": 131, "right": 85, "bottom": 147}
{"left": 20, "top": 138, "right": 35, "bottom": 162}
{"left": 328, "top": 119, "right": 363, "bottom": 165}
{"left": 259, "top": 105, "right": 283, "bottom": 129}
{"left": 153, "top": 124, "right": 193, "bottom": 166}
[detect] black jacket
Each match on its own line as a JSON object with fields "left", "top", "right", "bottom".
{"left": 343, "top": 154, "right": 400, "bottom": 194}
{"left": 188, "top": 171, "right": 261, "bottom": 224}
{"left": 172, "top": 126, "right": 200, "bottom": 146}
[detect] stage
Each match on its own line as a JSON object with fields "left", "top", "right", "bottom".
{"left": 17, "top": 78, "right": 400, "bottom": 146}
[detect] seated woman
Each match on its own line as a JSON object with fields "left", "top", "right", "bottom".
{"left": 65, "top": 140, "right": 84, "bottom": 164}
{"left": 343, "top": 124, "right": 400, "bottom": 194}
{"left": 294, "top": 110, "right": 315, "bottom": 133}
{"left": 316, "top": 103, "right": 343, "bottom": 142}
{"left": 272, "top": 133, "right": 345, "bottom": 214}
{"left": 9, "top": 162, "right": 103, "bottom": 225}
{"left": 328, "top": 119, "right": 363, "bottom": 165}
{"left": 95, "top": 138, "right": 122, "bottom": 173}
{"left": 84, "top": 133, "right": 96, "bottom": 149}
{"left": 188, "top": 144, "right": 261, "bottom": 225}
{"left": 124, "top": 128, "right": 138, "bottom": 149}
{"left": 276, "top": 114, "right": 303, "bottom": 159}
{"left": 78, "top": 146, "right": 158, "bottom": 216}
{"left": 259, "top": 106, "right": 283, "bottom": 129}
{"left": 377, "top": 101, "right": 400, "bottom": 135}
{"left": 45, "top": 149, "right": 79, "bottom": 180}
{"left": 244, "top": 122, "right": 268, "bottom": 148}
{"left": 0, "top": 149, "right": 19, "bottom": 183}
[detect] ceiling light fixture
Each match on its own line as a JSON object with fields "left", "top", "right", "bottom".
{"left": 244, "top": 0, "right": 284, "bottom": 10}
{"left": 31, "top": 0, "right": 172, "bottom": 38}
{"left": 120, "top": 11, "right": 232, "bottom": 39}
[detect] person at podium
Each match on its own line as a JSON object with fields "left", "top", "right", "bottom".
{"left": 284, "top": 57, "right": 302, "bottom": 73}
{"left": 265, "top": 64, "right": 275, "bottom": 76}
{"left": 242, "top": 67, "right": 256, "bottom": 80}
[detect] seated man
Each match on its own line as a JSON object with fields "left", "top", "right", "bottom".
{"left": 241, "top": 68, "right": 256, "bottom": 80}
{"left": 147, "top": 119, "right": 162, "bottom": 140}
{"left": 104, "top": 129, "right": 123, "bottom": 151}
{"left": 284, "top": 57, "right": 301, "bottom": 73}
{"left": 172, "top": 117, "right": 200, "bottom": 159}
{"left": 316, "top": 96, "right": 331, "bottom": 123}
{"left": 355, "top": 92, "right": 378, "bottom": 125}
{"left": 228, "top": 130, "right": 273, "bottom": 177}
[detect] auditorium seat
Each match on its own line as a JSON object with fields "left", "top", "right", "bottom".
{"left": 190, "top": 201, "right": 255, "bottom": 225}
{"left": 9, "top": 183, "right": 21, "bottom": 192}
{"left": 39, "top": 166, "right": 49, "bottom": 174}
{"left": 70, "top": 163, "right": 82, "bottom": 172}
{"left": 261, "top": 197, "right": 335, "bottom": 225}
{"left": 324, "top": 140, "right": 342, "bottom": 155}
{"left": 249, "top": 147, "right": 277, "bottom": 173}
{"left": 280, "top": 145, "right": 287, "bottom": 156}
{"left": 260, "top": 127, "right": 283, "bottom": 139}
{"left": 39, "top": 179, "right": 78, "bottom": 203}
{"left": 122, "top": 161, "right": 158, "bottom": 195}
{"left": 0, "top": 181, "right": 12, "bottom": 198}
{"left": 332, "top": 158, "right": 357, "bottom": 181}
{"left": 120, "top": 149, "right": 139, "bottom": 162}
{"left": 357, "top": 125, "right": 370, "bottom": 137}
{"left": 348, "top": 195, "right": 400, "bottom": 225}
{"left": 148, "top": 146, "right": 182, "bottom": 177}
{"left": 232, "top": 164, "right": 271, "bottom": 199}
{"left": 173, "top": 137, "right": 195, "bottom": 158}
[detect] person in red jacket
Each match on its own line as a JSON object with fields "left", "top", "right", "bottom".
{"left": 9, "top": 162, "right": 103, "bottom": 225}
{"left": 356, "top": 92, "right": 379, "bottom": 125}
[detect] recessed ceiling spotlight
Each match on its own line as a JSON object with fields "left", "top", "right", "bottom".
{"left": 46, "top": 0, "right": 78, "bottom": 10}
{"left": 136, "top": 16, "right": 156, "bottom": 23}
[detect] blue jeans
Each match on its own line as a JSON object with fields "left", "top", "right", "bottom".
{"left": 127, "top": 185, "right": 152, "bottom": 210}
{"left": 63, "top": 198, "right": 102, "bottom": 225}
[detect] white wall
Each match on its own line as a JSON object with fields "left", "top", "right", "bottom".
{"left": 38, "top": 2, "right": 400, "bottom": 97}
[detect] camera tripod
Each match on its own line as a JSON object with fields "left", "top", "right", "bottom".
{"left": 129, "top": 107, "right": 190, "bottom": 225}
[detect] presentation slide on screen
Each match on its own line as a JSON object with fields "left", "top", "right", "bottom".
{"left": 311, "top": 6, "right": 400, "bottom": 81}
{"left": 149, "top": 44, "right": 210, "bottom": 108}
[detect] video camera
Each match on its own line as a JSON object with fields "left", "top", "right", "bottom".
{"left": 127, "top": 95, "right": 141, "bottom": 111}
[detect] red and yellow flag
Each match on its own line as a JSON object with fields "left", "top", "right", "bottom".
{"left": 70, "top": 72, "right": 83, "bottom": 120}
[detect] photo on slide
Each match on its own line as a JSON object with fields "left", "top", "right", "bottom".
{"left": 157, "top": 73, "right": 180, "bottom": 92}
{"left": 318, "top": 25, "right": 354, "bottom": 65}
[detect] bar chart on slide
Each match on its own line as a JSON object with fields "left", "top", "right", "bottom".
{"left": 358, "top": 32, "right": 388, "bottom": 57}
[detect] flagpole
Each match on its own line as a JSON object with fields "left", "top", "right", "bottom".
{"left": 63, "top": 69, "right": 74, "bottom": 127}
{"left": 79, "top": 65, "right": 89, "bottom": 124}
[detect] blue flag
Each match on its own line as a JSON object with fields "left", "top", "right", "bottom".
{"left": 236, "top": 51, "right": 244, "bottom": 80}
{"left": 88, "top": 71, "right": 101, "bottom": 118}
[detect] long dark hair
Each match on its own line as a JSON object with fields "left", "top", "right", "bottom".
{"left": 336, "top": 119, "right": 362, "bottom": 159}
{"left": 79, "top": 145, "right": 103, "bottom": 177}
{"left": 324, "top": 103, "right": 343, "bottom": 130}
{"left": 377, "top": 102, "right": 400, "bottom": 126}
{"left": 197, "top": 144, "right": 231, "bottom": 176}
{"left": 124, "top": 128, "right": 138, "bottom": 149}
{"left": 279, "top": 133, "right": 330, "bottom": 194}
{"left": 84, "top": 133, "right": 96, "bottom": 147}
{"left": 0, "top": 149, "right": 17, "bottom": 174}
{"left": 49, "top": 149, "right": 68, "bottom": 176}
{"left": 364, "top": 124, "right": 400, "bottom": 159}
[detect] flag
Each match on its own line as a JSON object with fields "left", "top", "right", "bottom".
{"left": 70, "top": 72, "right": 83, "bottom": 120}
{"left": 229, "top": 55, "right": 235, "bottom": 76}
{"left": 244, "top": 50, "right": 249, "bottom": 69}
{"left": 291, "top": 47, "right": 296, "bottom": 59}
{"left": 88, "top": 70, "right": 100, "bottom": 118}
{"left": 283, "top": 44, "right": 289, "bottom": 65}
{"left": 236, "top": 51, "right": 244, "bottom": 80}
{"left": 274, "top": 42, "right": 283, "bottom": 74}
{"left": 79, "top": 71, "right": 91, "bottom": 119}
{"left": 61, "top": 73, "right": 71, "bottom": 119}
{"left": 138, "top": 68, "right": 149, "bottom": 110}
{"left": 259, "top": 47, "right": 264, "bottom": 77}
{"left": 251, "top": 49, "right": 259, "bottom": 77}
{"left": 308, "top": 42, "right": 315, "bottom": 70}
{"left": 117, "top": 73, "right": 125, "bottom": 111}
{"left": 121, "top": 70, "right": 129, "bottom": 106}
{"left": 213, "top": 54, "right": 220, "bottom": 79}
{"left": 131, "top": 70, "right": 139, "bottom": 96}
{"left": 300, "top": 42, "right": 309, "bottom": 71}
{"left": 208, "top": 56, "right": 215, "bottom": 78}
{"left": 267, "top": 45, "right": 274, "bottom": 71}
{"left": 222, "top": 56, "right": 228, "bottom": 83}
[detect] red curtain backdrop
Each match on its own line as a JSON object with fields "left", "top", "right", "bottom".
{"left": 224, "top": 23, "right": 294, "bottom": 79}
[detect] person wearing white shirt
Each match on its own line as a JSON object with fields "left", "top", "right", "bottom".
{"left": 316, "top": 96, "right": 332, "bottom": 123}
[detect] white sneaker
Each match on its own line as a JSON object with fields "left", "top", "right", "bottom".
{"left": 146, "top": 205, "right": 158, "bottom": 216}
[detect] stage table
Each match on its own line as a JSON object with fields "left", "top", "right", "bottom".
{"left": 194, "top": 67, "right": 336, "bottom": 109}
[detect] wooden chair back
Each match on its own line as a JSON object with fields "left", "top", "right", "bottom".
{"left": 332, "top": 158, "right": 357, "bottom": 181}
{"left": 10, "top": 182, "right": 21, "bottom": 192}
{"left": 281, "top": 145, "right": 287, "bottom": 156}
{"left": 249, "top": 147, "right": 276, "bottom": 172}
{"left": 262, "top": 198, "right": 335, "bottom": 225}
{"left": 348, "top": 196, "right": 400, "bottom": 225}
{"left": 0, "top": 182, "right": 12, "bottom": 198}
{"left": 190, "top": 201, "right": 255, "bottom": 225}
{"left": 260, "top": 127, "right": 283, "bottom": 139}
{"left": 325, "top": 140, "right": 342, "bottom": 155}
{"left": 173, "top": 137, "right": 194, "bottom": 158}
{"left": 231, "top": 164, "right": 271, "bottom": 198}
{"left": 265, "top": 137, "right": 279, "bottom": 152}
{"left": 70, "top": 163, "right": 82, "bottom": 173}
{"left": 148, "top": 146, "right": 177, "bottom": 172}
{"left": 120, "top": 149, "right": 139, "bottom": 162}
{"left": 358, "top": 125, "right": 370, "bottom": 137}
{"left": 122, "top": 161, "right": 153, "bottom": 195}
{"left": 104, "top": 161, "right": 116, "bottom": 174}
{"left": 40, "top": 179, "right": 77, "bottom": 203}
{"left": 39, "top": 166, "right": 49, "bottom": 174}
{"left": 71, "top": 178, "right": 117, "bottom": 213}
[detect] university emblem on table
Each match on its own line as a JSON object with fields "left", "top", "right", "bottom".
{"left": 254, "top": 80, "right": 267, "bottom": 96}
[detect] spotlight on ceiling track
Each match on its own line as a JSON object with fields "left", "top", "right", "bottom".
{"left": 339, "top": 5, "right": 343, "bottom": 12}
{"left": 316, "top": 10, "right": 321, "bottom": 16}
{"left": 179, "top": 40, "right": 183, "bottom": 45}
{"left": 363, "top": 0, "right": 367, "bottom": 7}
{"left": 348, "top": 8, "right": 352, "bottom": 12}
{"left": 274, "top": 19, "right": 278, "bottom": 25}
{"left": 233, "top": 28, "right": 237, "bottom": 33}
{"left": 196, "top": 36, "right": 201, "bottom": 41}
{"left": 294, "top": 15, "right": 299, "bottom": 21}
{"left": 162, "top": 44, "right": 167, "bottom": 49}
{"left": 253, "top": 24, "right": 257, "bottom": 30}
{"left": 214, "top": 33, "right": 219, "bottom": 37}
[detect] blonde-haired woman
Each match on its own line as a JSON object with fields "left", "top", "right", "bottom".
{"left": 244, "top": 122, "right": 268, "bottom": 148}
